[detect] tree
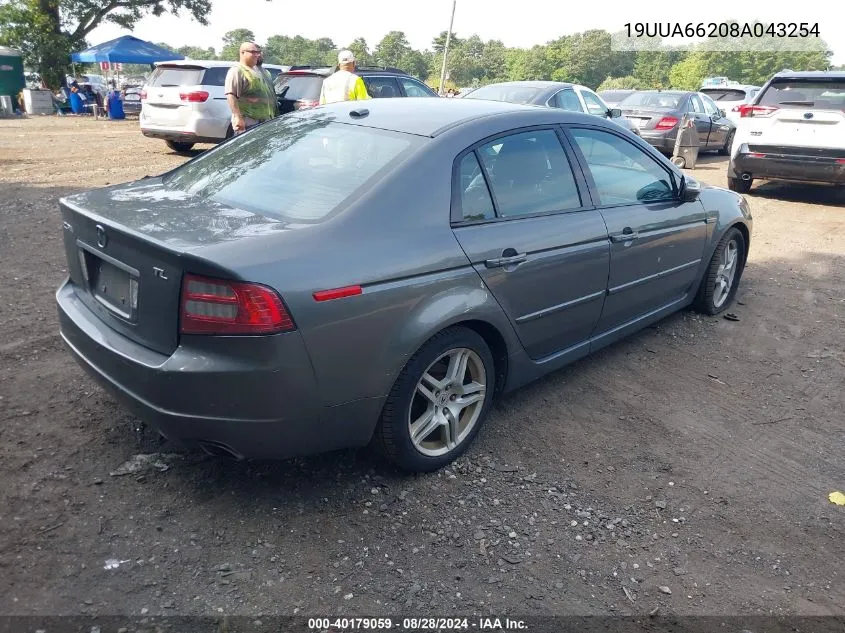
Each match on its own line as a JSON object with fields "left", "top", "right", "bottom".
{"left": 431, "top": 30, "right": 461, "bottom": 54}
{"left": 220, "top": 28, "right": 256, "bottom": 61}
{"left": 597, "top": 75, "right": 641, "bottom": 91}
{"left": 668, "top": 52, "right": 710, "bottom": 90}
{"left": 346, "top": 37, "right": 372, "bottom": 66}
{"left": 177, "top": 45, "right": 218, "bottom": 60}
{"left": 0, "top": 0, "right": 213, "bottom": 88}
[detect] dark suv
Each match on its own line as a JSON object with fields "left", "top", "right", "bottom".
{"left": 274, "top": 66, "right": 438, "bottom": 113}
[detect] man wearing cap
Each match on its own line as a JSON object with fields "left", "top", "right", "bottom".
{"left": 319, "top": 50, "right": 371, "bottom": 105}
{"left": 225, "top": 42, "right": 278, "bottom": 133}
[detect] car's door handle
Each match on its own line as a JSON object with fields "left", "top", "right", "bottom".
{"left": 485, "top": 250, "right": 527, "bottom": 268}
{"left": 610, "top": 228, "right": 639, "bottom": 243}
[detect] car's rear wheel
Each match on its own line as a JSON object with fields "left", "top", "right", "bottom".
{"left": 728, "top": 177, "right": 752, "bottom": 193}
{"left": 165, "top": 140, "right": 195, "bottom": 153}
{"left": 719, "top": 130, "right": 735, "bottom": 155}
{"left": 373, "top": 327, "right": 495, "bottom": 472}
{"left": 693, "top": 227, "right": 746, "bottom": 315}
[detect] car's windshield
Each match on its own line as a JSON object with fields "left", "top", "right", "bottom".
{"left": 619, "top": 92, "right": 684, "bottom": 109}
{"left": 275, "top": 75, "right": 323, "bottom": 101}
{"left": 757, "top": 78, "right": 845, "bottom": 109}
{"left": 462, "top": 84, "right": 545, "bottom": 104}
{"left": 700, "top": 88, "right": 749, "bottom": 101}
{"left": 163, "top": 115, "right": 422, "bottom": 222}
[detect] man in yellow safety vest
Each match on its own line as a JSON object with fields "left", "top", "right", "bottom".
{"left": 319, "top": 50, "right": 371, "bottom": 105}
{"left": 224, "top": 42, "right": 278, "bottom": 133}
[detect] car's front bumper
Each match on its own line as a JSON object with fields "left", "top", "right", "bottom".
{"left": 729, "top": 144, "right": 845, "bottom": 185}
{"left": 56, "top": 279, "right": 382, "bottom": 459}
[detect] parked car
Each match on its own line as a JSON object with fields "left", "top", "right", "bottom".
{"left": 122, "top": 85, "right": 143, "bottom": 114}
{"left": 597, "top": 89, "right": 637, "bottom": 108}
{"left": 139, "top": 60, "right": 286, "bottom": 153}
{"left": 618, "top": 90, "right": 736, "bottom": 155}
{"left": 55, "top": 98, "right": 752, "bottom": 472}
{"left": 274, "top": 66, "right": 437, "bottom": 113}
{"left": 727, "top": 70, "right": 845, "bottom": 193}
{"left": 460, "top": 81, "right": 639, "bottom": 135}
{"left": 699, "top": 84, "right": 761, "bottom": 124}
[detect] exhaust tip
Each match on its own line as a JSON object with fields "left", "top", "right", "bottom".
{"left": 199, "top": 441, "right": 243, "bottom": 460}
{"left": 741, "top": 172, "right": 752, "bottom": 181}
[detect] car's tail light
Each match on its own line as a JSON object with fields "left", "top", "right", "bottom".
{"left": 180, "top": 274, "right": 295, "bottom": 335}
{"left": 748, "top": 152, "right": 766, "bottom": 158}
{"left": 295, "top": 100, "right": 319, "bottom": 109}
{"left": 179, "top": 90, "right": 210, "bottom": 103}
{"left": 836, "top": 159, "right": 845, "bottom": 165}
{"left": 655, "top": 116, "right": 679, "bottom": 130}
{"left": 140, "top": 90, "right": 147, "bottom": 100}
{"left": 739, "top": 104, "right": 778, "bottom": 118}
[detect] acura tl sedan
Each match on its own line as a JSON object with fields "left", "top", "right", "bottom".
{"left": 56, "top": 98, "right": 752, "bottom": 472}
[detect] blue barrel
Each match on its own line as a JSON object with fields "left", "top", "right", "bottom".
{"left": 107, "top": 90, "right": 125, "bottom": 119}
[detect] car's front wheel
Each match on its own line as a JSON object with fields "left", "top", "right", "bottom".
{"left": 373, "top": 326, "right": 495, "bottom": 472}
{"left": 693, "top": 227, "right": 746, "bottom": 315}
{"left": 165, "top": 140, "right": 195, "bottom": 153}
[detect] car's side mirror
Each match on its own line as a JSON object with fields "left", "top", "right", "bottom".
{"left": 681, "top": 176, "right": 702, "bottom": 202}
{"left": 609, "top": 107, "right": 622, "bottom": 118}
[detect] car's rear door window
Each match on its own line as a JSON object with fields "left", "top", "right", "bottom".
{"left": 474, "top": 129, "right": 582, "bottom": 218}
{"left": 457, "top": 153, "right": 496, "bottom": 222}
{"left": 398, "top": 77, "right": 437, "bottom": 97}
{"left": 363, "top": 76, "right": 401, "bottom": 98}
{"left": 569, "top": 128, "right": 675, "bottom": 205}
{"left": 275, "top": 74, "right": 323, "bottom": 101}
{"left": 163, "top": 116, "right": 422, "bottom": 222}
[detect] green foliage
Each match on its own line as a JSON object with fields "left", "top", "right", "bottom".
{"left": 220, "top": 28, "right": 256, "bottom": 61}
{"left": 597, "top": 75, "right": 641, "bottom": 91}
{"left": 0, "top": 0, "right": 212, "bottom": 88}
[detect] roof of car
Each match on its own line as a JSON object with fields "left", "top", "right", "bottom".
{"left": 771, "top": 70, "right": 845, "bottom": 79}
{"left": 287, "top": 96, "right": 608, "bottom": 138}
{"left": 283, "top": 66, "right": 411, "bottom": 78}
{"left": 473, "top": 80, "right": 575, "bottom": 90}
{"left": 154, "top": 59, "right": 286, "bottom": 70}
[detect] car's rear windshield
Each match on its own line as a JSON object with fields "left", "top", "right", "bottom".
{"left": 619, "top": 92, "right": 684, "bottom": 109}
{"left": 162, "top": 116, "right": 422, "bottom": 222}
{"left": 599, "top": 90, "right": 632, "bottom": 101}
{"left": 148, "top": 66, "right": 205, "bottom": 87}
{"left": 463, "top": 84, "right": 545, "bottom": 104}
{"left": 757, "top": 78, "right": 845, "bottom": 110}
{"left": 275, "top": 74, "right": 324, "bottom": 101}
{"left": 700, "top": 88, "right": 749, "bottom": 101}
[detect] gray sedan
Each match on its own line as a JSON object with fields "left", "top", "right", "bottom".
{"left": 461, "top": 80, "right": 640, "bottom": 135}
{"left": 56, "top": 98, "right": 752, "bottom": 472}
{"left": 618, "top": 90, "right": 736, "bottom": 154}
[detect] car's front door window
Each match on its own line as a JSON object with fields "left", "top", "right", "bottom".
{"left": 700, "top": 94, "right": 721, "bottom": 117}
{"left": 580, "top": 89, "right": 609, "bottom": 116}
{"left": 550, "top": 88, "right": 583, "bottom": 112}
{"left": 399, "top": 77, "right": 436, "bottom": 97}
{"left": 475, "top": 129, "right": 582, "bottom": 217}
{"left": 569, "top": 128, "right": 675, "bottom": 206}
{"left": 363, "top": 76, "right": 401, "bottom": 98}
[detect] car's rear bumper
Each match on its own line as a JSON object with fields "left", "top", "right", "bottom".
{"left": 140, "top": 129, "right": 222, "bottom": 145}
{"left": 729, "top": 144, "right": 845, "bottom": 184}
{"left": 56, "top": 279, "right": 382, "bottom": 459}
{"left": 637, "top": 130, "right": 676, "bottom": 152}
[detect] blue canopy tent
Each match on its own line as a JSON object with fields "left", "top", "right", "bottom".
{"left": 70, "top": 35, "right": 184, "bottom": 65}
{"left": 69, "top": 35, "right": 183, "bottom": 118}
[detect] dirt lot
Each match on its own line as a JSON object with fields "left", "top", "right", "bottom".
{"left": 1, "top": 116, "right": 843, "bottom": 620}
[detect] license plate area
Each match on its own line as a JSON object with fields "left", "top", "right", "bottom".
{"left": 78, "top": 243, "right": 140, "bottom": 321}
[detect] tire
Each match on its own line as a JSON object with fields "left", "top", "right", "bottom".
{"left": 719, "top": 131, "right": 734, "bottom": 155}
{"left": 165, "top": 140, "right": 195, "bottom": 153}
{"left": 373, "top": 326, "right": 495, "bottom": 472}
{"left": 693, "top": 227, "right": 746, "bottom": 315}
{"left": 728, "top": 177, "right": 752, "bottom": 193}
{"left": 671, "top": 156, "right": 686, "bottom": 168}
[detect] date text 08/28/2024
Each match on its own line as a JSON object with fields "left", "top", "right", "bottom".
{"left": 308, "top": 617, "right": 528, "bottom": 630}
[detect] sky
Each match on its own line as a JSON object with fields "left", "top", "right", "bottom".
{"left": 88, "top": 0, "right": 844, "bottom": 65}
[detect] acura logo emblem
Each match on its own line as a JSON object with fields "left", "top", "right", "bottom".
{"left": 96, "top": 224, "right": 108, "bottom": 248}
{"left": 803, "top": 112, "right": 813, "bottom": 119}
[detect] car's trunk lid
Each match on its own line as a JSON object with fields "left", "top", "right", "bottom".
{"left": 143, "top": 65, "right": 208, "bottom": 127}
{"left": 621, "top": 107, "right": 677, "bottom": 131}
{"left": 759, "top": 108, "right": 845, "bottom": 150}
{"left": 59, "top": 178, "right": 298, "bottom": 355}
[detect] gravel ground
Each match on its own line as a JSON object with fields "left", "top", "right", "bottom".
{"left": 0, "top": 116, "right": 843, "bottom": 619}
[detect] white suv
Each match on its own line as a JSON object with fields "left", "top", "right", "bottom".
{"left": 140, "top": 60, "right": 286, "bottom": 153}
{"left": 728, "top": 70, "right": 845, "bottom": 193}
